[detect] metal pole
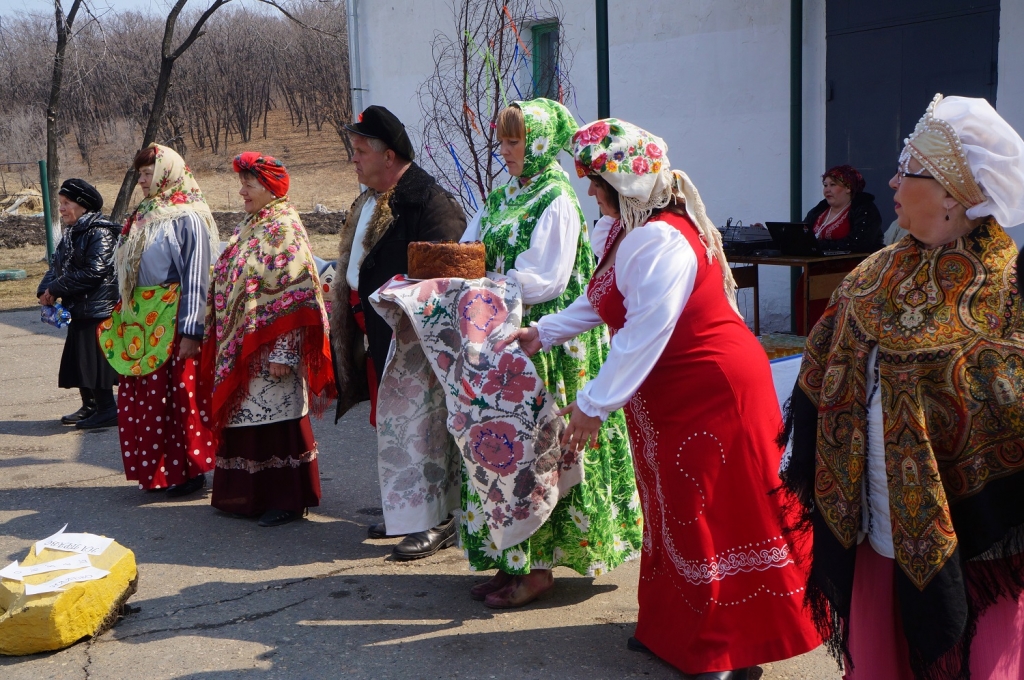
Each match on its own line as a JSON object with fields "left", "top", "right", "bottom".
{"left": 346, "top": 0, "right": 364, "bottom": 120}
{"left": 39, "top": 159, "right": 55, "bottom": 264}
{"left": 596, "top": 0, "right": 610, "bottom": 118}
{"left": 789, "top": 0, "right": 803, "bottom": 334}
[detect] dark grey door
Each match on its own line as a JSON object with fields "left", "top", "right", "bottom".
{"left": 825, "top": 0, "right": 1000, "bottom": 225}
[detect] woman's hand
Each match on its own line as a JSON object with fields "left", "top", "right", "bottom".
{"left": 38, "top": 289, "right": 55, "bottom": 306}
{"left": 557, "top": 401, "right": 602, "bottom": 452}
{"left": 178, "top": 338, "right": 201, "bottom": 360}
{"left": 496, "top": 326, "right": 543, "bottom": 356}
{"left": 268, "top": 362, "right": 292, "bottom": 378}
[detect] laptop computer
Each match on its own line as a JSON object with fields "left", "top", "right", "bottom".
{"left": 765, "top": 222, "right": 852, "bottom": 257}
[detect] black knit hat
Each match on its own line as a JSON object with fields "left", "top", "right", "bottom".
{"left": 344, "top": 105, "right": 416, "bottom": 162}
{"left": 58, "top": 178, "right": 103, "bottom": 212}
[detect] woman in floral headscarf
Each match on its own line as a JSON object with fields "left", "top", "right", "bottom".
{"left": 200, "top": 152, "right": 335, "bottom": 528}
{"left": 509, "top": 119, "right": 821, "bottom": 678}
{"left": 783, "top": 95, "right": 1024, "bottom": 680}
{"left": 100, "top": 143, "right": 220, "bottom": 496}
{"left": 458, "top": 98, "right": 643, "bottom": 608}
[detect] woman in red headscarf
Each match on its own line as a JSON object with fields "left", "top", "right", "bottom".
{"left": 201, "top": 152, "right": 335, "bottom": 527}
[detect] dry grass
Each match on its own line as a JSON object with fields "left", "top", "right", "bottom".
{"left": 0, "top": 111, "right": 355, "bottom": 313}
{"left": 1, "top": 110, "right": 362, "bottom": 213}
{"left": 0, "top": 245, "right": 49, "bottom": 312}
{"left": 0, "top": 238, "right": 342, "bottom": 313}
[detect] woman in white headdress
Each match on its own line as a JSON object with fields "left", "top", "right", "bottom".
{"left": 783, "top": 94, "right": 1024, "bottom": 679}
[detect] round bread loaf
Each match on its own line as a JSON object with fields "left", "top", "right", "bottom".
{"left": 407, "top": 241, "right": 486, "bottom": 280}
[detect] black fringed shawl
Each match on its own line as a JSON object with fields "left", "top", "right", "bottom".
{"left": 781, "top": 222, "right": 1024, "bottom": 680}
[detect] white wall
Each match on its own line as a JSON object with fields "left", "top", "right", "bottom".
{"left": 998, "top": 0, "right": 1024, "bottom": 239}
{"left": 354, "top": 0, "right": 1024, "bottom": 330}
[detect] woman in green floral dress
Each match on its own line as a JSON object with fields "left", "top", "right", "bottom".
{"left": 458, "top": 98, "right": 642, "bottom": 608}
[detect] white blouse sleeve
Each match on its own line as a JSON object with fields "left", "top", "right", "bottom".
{"left": 575, "top": 220, "right": 698, "bottom": 420}
{"left": 460, "top": 208, "right": 484, "bottom": 243}
{"left": 535, "top": 293, "right": 603, "bottom": 349}
{"left": 589, "top": 215, "right": 616, "bottom": 260}
{"left": 507, "top": 194, "right": 581, "bottom": 305}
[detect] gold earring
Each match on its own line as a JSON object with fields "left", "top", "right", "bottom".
{"left": 945, "top": 207, "right": 950, "bottom": 221}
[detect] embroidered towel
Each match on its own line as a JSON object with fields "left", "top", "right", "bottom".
{"left": 370, "top": 274, "right": 580, "bottom": 549}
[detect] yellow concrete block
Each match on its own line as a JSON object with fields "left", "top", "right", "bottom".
{"left": 0, "top": 541, "right": 138, "bottom": 655}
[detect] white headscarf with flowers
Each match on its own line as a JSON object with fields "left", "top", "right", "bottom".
{"left": 572, "top": 118, "right": 739, "bottom": 314}
{"left": 115, "top": 143, "right": 219, "bottom": 307}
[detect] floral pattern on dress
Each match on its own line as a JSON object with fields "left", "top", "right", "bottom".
{"left": 464, "top": 100, "right": 643, "bottom": 576}
{"left": 371, "top": 275, "right": 580, "bottom": 549}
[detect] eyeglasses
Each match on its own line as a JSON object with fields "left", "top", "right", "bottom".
{"left": 896, "top": 170, "right": 935, "bottom": 186}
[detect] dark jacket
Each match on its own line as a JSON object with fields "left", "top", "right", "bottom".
{"left": 803, "top": 191, "right": 884, "bottom": 254}
{"left": 331, "top": 162, "right": 467, "bottom": 420}
{"left": 37, "top": 212, "right": 120, "bottom": 320}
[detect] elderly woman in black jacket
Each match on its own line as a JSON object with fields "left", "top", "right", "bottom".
{"left": 37, "top": 179, "right": 120, "bottom": 429}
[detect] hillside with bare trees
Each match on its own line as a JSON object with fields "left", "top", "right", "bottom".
{"left": 0, "top": 0, "right": 358, "bottom": 214}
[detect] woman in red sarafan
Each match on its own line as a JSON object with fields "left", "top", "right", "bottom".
{"left": 512, "top": 119, "right": 821, "bottom": 679}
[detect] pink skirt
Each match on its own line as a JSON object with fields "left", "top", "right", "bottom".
{"left": 846, "top": 541, "right": 1024, "bottom": 679}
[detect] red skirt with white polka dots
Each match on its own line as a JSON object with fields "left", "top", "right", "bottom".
{"left": 118, "top": 343, "right": 217, "bottom": 490}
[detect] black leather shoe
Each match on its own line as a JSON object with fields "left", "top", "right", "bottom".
{"left": 391, "top": 516, "right": 457, "bottom": 560}
{"left": 75, "top": 406, "right": 118, "bottom": 430}
{"left": 626, "top": 636, "right": 649, "bottom": 653}
{"left": 61, "top": 403, "right": 96, "bottom": 425}
{"left": 695, "top": 670, "right": 751, "bottom": 680}
{"left": 258, "top": 508, "right": 307, "bottom": 527}
{"left": 367, "top": 522, "right": 388, "bottom": 539}
{"left": 166, "top": 474, "right": 206, "bottom": 498}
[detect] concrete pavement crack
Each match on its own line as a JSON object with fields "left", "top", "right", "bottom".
{"left": 131, "top": 563, "right": 358, "bottom": 624}
{"left": 109, "top": 598, "right": 310, "bottom": 641}
{"left": 82, "top": 638, "right": 94, "bottom": 679}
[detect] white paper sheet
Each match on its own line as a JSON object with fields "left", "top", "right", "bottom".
{"left": 0, "top": 554, "right": 92, "bottom": 581}
{"left": 34, "top": 525, "right": 114, "bottom": 556}
{"left": 23, "top": 566, "right": 111, "bottom": 595}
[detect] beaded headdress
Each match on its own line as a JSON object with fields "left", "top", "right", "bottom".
{"left": 903, "top": 94, "right": 986, "bottom": 209}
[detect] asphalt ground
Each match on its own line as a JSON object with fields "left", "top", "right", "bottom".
{"left": 0, "top": 309, "right": 841, "bottom": 679}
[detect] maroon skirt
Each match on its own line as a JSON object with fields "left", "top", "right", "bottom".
{"left": 211, "top": 415, "right": 321, "bottom": 516}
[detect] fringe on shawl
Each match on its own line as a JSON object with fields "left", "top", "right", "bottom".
{"left": 911, "top": 526, "right": 1024, "bottom": 680}
{"left": 203, "top": 315, "right": 336, "bottom": 441}
{"left": 115, "top": 214, "right": 220, "bottom": 314}
{"left": 620, "top": 168, "right": 740, "bottom": 316}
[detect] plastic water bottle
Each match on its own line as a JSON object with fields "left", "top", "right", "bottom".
{"left": 41, "top": 303, "right": 72, "bottom": 329}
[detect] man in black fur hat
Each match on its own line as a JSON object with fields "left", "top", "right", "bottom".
{"left": 331, "top": 105, "right": 467, "bottom": 560}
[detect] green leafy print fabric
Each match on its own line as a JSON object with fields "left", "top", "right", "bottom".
{"left": 461, "top": 98, "right": 643, "bottom": 576}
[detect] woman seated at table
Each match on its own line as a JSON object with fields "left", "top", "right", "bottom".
{"left": 803, "top": 164, "right": 883, "bottom": 252}
{"left": 794, "top": 164, "right": 884, "bottom": 331}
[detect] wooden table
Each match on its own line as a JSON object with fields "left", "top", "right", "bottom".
{"left": 728, "top": 253, "right": 868, "bottom": 336}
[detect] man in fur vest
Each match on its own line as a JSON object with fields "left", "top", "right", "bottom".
{"left": 331, "top": 105, "right": 467, "bottom": 559}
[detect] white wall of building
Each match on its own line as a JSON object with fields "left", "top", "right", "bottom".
{"left": 999, "top": 0, "right": 1024, "bottom": 239}
{"left": 351, "top": 0, "right": 1024, "bottom": 331}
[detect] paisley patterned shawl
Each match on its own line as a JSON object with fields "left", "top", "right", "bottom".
{"left": 787, "top": 220, "right": 1024, "bottom": 678}
{"left": 200, "top": 198, "right": 335, "bottom": 431}
{"left": 479, "top": 98, "right": 585, "bottom": 295}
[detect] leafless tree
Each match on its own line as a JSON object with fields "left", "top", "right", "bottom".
{"left": 275, "top": 0, "right": 354, "bottom": 159}
{"left": 44, "top": 0, "right": 88, "bottom": 237}
{"left": 0, "top": 2, "right": 352, "bottom": 212}
{"left": 417, "top": 0, "right": 575, "bottom": 212}
{"left": 108, "top": 0, "right": 234, "bottom": 222}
